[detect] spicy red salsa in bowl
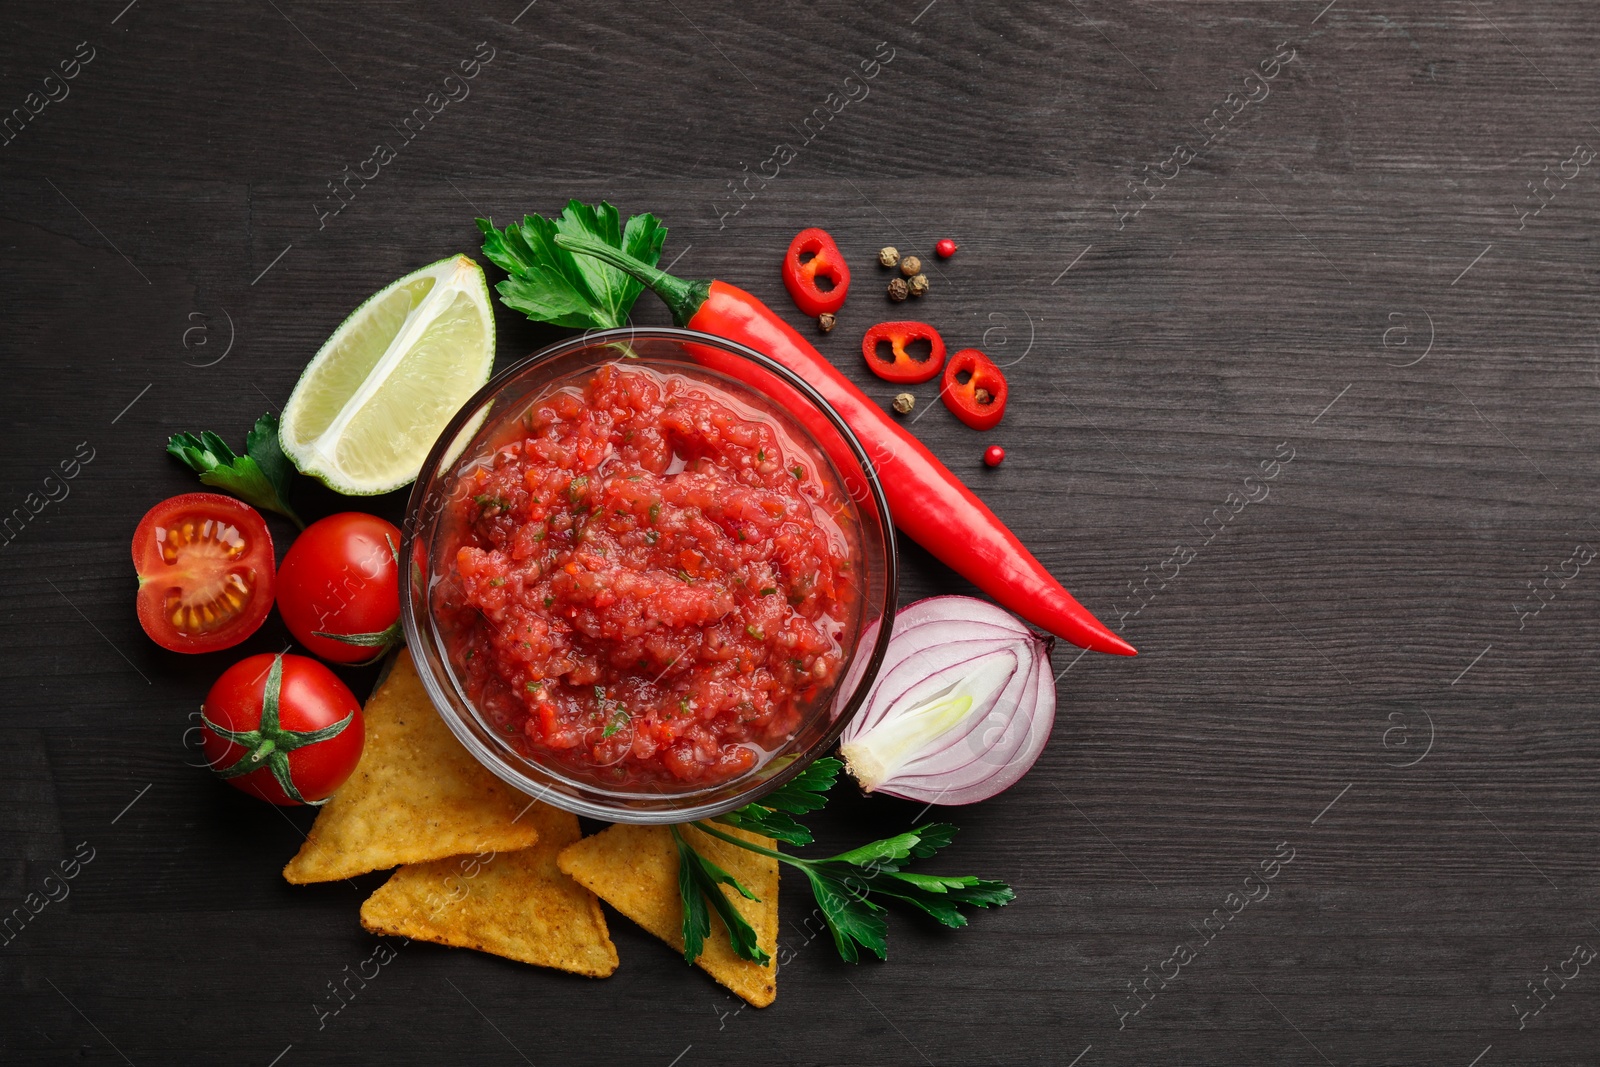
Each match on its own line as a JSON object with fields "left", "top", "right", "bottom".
{"left": 432, "top": 360, "right": 862, "bottom": 792}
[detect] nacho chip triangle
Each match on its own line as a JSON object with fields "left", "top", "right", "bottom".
{"left": 283, "top": 648, "right": 542, "bottom": 884}
{"left": 359, "top": 802, "right": 618, "bottom": 978}
{"left": 557, "top": 822, "right": 778, "bottom": 1007}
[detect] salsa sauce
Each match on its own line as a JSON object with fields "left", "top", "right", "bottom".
{"left": 434, "top": 363, "right": 861, "bottom": 791}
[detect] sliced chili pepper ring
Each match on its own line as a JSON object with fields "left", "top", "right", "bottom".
{"left": 861, "top": 321, "right": 947, "bottom": 384}
{"left": 781, "top": 227, "right": 851, "bottom": 317}
{"left": 941, "top": 348, "right": 1009, "bottom": 431}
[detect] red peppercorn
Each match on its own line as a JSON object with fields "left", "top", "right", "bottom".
{"left": 984, "top": 445, "right": 1005, "bottom": 467}
{"left": 935, "top": 239, "right": 958, "bottom": 259}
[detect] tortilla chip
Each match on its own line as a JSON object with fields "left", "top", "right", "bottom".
{"left": 283, "top": 649, "right": 542, "bottom": 883}
{"left": 359, "top": 802, "right": 617, "bottom": 978}
{"left": 557, "top": 822, "right": 778, "bottom": 1007}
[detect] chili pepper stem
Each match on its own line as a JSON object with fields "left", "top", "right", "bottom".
{"left": 554, "top": 233, "right": 712, "bottom": 327}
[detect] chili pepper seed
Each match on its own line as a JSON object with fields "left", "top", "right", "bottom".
{"left": 984, "top": 445, "right": 1005, "bottom": 467}
{"left": 893, "top": 392, "right": 915, "bottom": 414}
{"left": 887, "top": 277, "right": 909, "bottom": 302}
{"left": 878, "top": 246, "right": 900, "bottom": 268}
{"left": 900, "top": 255, "right": 922, "bottom": 278}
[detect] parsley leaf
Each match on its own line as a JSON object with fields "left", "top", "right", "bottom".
{"left": 827, "top": 831, "right": 924, "bottom": 869}
{"left": 600, "top": 708, "right": 630, "bottom": 739}
{"left": 717, "top": 806, "right": 812, "bottom": 847}
{"left": 829, "top": 824, "right": 1015, "bottom": 932}
{"left": 715, "top": 756, "right": 840, "bottom": 845}
{"left": 762, "top": 756, "right": 841, "bottom": 815}
{"left": 908, "top": 822, "right": 958, "bottom": 858}
{"left": 878, "top": 869, "right": 1016, "bottom": 912}
{"left": 671, "top": 826, "right": 770, "bottom": 965}
{"left": 167, "top": 414, "right": 304, "bottom": 528}
{"left": 688, "top": 798, "right": 1012, "bottom": 964}
{"left": 477, "top": 201, "right": 666, "bottom": 329}
{"left": 799, "top": 863, "right": 889, "bottom": 963}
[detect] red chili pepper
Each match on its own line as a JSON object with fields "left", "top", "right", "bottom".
{"left": 861, "top": 321, "right": 946, "bottom": 384}
{"left": 941, "top": 349, "right": 1008, "bottom": 431}
{"left": 553, "top": 232, "right": 1135, "bottom": 657}
{"left": 781, "top": 228, "right": 850, "bottom": 317}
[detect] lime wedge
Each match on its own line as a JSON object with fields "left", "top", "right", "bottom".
{"left": 280, "top": 255, "right": 495, "bottom": 495}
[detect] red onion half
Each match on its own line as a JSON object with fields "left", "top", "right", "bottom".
{"left": 838, "top": 595, "right": 1056, "bottom": 805}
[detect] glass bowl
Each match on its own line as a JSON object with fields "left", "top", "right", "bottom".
{"left": 399, "top": 326, "right": 897, "bottom": 824}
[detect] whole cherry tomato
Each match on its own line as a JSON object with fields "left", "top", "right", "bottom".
{"left": 941, "top": 349, "right": 1009, "bottom": 431}
{"left": 276, "top": 512, "right": 403, "bottom": 664}
{"left": 201, "top": 653, "right": 364, "bottom": 806}
{"left": 132, "top": 493, "right": 275, "bottom": 653}
{"left": 781, "top": 228, "right": 850, "bottom": 317}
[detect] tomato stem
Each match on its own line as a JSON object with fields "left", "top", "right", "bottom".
{"left": 311, "top": 620, "right": 404, "bottom": 666}
{"left": 202, "top": 654, "right": 358, "bottom": 806}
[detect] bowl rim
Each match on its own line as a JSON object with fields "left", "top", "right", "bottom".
{"left": 398, "top": 324, "right": 899, "bottom": 824}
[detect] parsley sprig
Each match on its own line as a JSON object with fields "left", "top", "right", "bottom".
{"left": 671, "top": 825, "right": 770, "bottom": 965}
{"left": 477, "top": 201, "right": 666, "bottom": 329}
{"left": 715, "top": 756, "right": 837, "bottom": 846}
{"left": 674, "top": 757, "right": 1014, "bottom": 964}
{"left": 167, "top": 413, "right": 304, "bottom": 528}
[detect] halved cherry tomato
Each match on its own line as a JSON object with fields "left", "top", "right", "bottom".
{"left": 861, "top": 321, "right": 947, "bottom": 384}
{"left": 133, "top": 493, "right": 275, "bottom": 653}
{"left": 781, "top": 227, "right": 850, "bottom": 317}
{"left": 941, "top": 349, "right": 1009, "bottom": 431}
{"left": 277, "top": 512, "right": 403, "bottom": 664}
{"left": 201, "top": 652, "right": 363, "bottom": 806}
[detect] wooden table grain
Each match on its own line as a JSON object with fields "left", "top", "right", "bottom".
{"left": 2, "top": 1, "right": 1597, "bottom": 1063}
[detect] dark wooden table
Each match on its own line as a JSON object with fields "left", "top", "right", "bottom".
{"left": 3, "top": 1, "right": 1597, "bottom": 1063}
